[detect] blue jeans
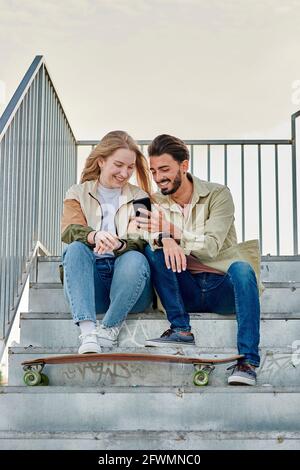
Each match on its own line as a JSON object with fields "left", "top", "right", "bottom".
{"left": 62, "top": 241, "right": 153, "bottom": 327}
{"left": 144, "top": 245, "right": 260, "bottom": 367}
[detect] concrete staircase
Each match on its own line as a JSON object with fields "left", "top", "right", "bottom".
{"left": 1, "top": 255, "right": 300, "bottom": 449}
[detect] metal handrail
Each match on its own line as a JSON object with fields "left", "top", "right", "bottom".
{"left": 0, "top": 56, "right": 77, "bottom": 356}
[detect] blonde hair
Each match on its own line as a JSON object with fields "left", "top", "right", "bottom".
{"left": 80, "top": 131, "right": 152, "bottom": 195}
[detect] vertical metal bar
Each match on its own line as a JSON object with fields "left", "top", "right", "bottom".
{"left": 57, "top": 109, "right": 63, "bottom": 254}
{"left": 41, "top": 75, "right": 50, "bottom": 245}
{"left": 8, "top": 114, "right": 16, "bottom": 314}
{"left": 7, "top": 121, "right": 14, "bottom": 315}
{"left": 291, "top": 114, "right": 299, "bottom": 255}
{"left": 10, "top": 107, "right": 19, "bottom": 314}
{"left": 24, "top": 85, "right": 32, "bottom": 260}
{"left": 0, "top": 136, "right": 7, "bottom": 338}
{"left": 207, "top": 144, "right": 210, "bottom": 181}
{"left": 1, "top": 131, "right": 9, "bottom": 338}
{"left": 21, "top": 91, "right": 28, "bottom": 273}
{"left": 274, "top": 144, "right": 280, "bottom": 256}
{"left": 27, "top": 78, "right": 34, "bottom": 258}
{"left": 241, "top": 144, "right": 245, "bottom": 242}
{"left": 75, "top": 140, "right": 78, "bottom": 185}
{"left": 15, "top": 104, "right": 23, "bottom": 297}
{"left": 258, "top": 144, "right": 263, "bottom": 253}
{"left": 4, "top": 125, "right": 12, "bottom": 331}
{"left": 35, "top": 65, "right": 45, "bottom": 247}
{"left": 224, "top": 144, "right": 228, "bottom": 186}
{"left": 46, "top": 82, "right": 54, "bottom": 249}
{"left": 52, "top": 95, "right": 59, "bottom": 253}
{"left": 30, "top": 75, "right": 38, "bottom": 254}
{"left": 17, "top": 94, "right": 26, "bottom": 303}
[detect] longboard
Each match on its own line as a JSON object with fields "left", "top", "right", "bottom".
{"left": 22, "top": 352, "right": 244, "bottom": 387}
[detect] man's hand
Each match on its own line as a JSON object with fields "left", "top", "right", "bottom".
{"left": 92, "top": 231, "right": 123, "bottom": 254}
{"left": 135, "top": 206, "right": 182, "bottom": 240}
{"left": 161, "top": 238, "right": 187, "bottom": 273}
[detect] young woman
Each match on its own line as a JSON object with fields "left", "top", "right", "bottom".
{"left": 60, "top": 131, "right": 153, "bottom": 354}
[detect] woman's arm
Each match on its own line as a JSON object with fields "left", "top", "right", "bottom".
{"left": 61, "top": 199, "right": 95, "bottom": 246}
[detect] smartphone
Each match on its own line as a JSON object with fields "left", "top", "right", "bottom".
{"left": 133, "top": 197, "right": 152, "bottom": 218}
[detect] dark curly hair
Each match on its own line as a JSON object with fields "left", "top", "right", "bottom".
{"left": 148, "top": 134, "right": 190, "bottom": 163}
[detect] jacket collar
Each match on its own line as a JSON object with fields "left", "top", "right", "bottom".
{"left": 87, "top": 179, "right": 140, "bottom": 205}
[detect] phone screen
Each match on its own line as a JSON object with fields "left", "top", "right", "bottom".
{"left": 133, "top": 197, "right": 152, "bottom": 218}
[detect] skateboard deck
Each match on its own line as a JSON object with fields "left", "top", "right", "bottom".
{"left": 22, "top": 352, "right": 244, "bottom": 387}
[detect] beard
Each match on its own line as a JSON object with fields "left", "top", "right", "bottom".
{"left": 159, "top": 169, "right": 182, "bottom": 195}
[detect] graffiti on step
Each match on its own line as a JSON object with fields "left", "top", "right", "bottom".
{"left": 259, "top": 348, "right": 299, "bottom": 382}
{"left": 61, "top": 361, "right": 146, "bottom": 384}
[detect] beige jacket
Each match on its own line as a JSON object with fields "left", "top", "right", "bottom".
{"left": 61, "top": 179, "right": 148, "bottom": 252}
{"left": 149, "top": 173, "right": 265, "bottom": 297}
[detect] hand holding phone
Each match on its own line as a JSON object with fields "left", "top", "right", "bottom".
{"left": 133, "top": 197, "right": 152, "bottom": 218}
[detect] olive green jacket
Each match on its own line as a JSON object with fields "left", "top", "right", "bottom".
{"left": 148, "top": 173, "right": 265, "bottom": 297}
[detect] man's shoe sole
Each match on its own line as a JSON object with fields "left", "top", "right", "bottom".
{"left": 228, "top": 376, "right": 256, "bottom": 386}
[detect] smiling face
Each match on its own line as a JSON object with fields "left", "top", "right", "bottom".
{"left": 149, "top": 153, "right": 189, "bottom": 195}
{"left": 98, "top": 148, "right": 136, "bottom": 188}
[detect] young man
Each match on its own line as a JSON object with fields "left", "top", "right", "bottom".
{"left": 135, "top": 134, "right": 264, "bottom": 386}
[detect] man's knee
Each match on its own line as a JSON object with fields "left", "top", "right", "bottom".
{"left": 144, "top": 245, "right": 165, "bottom": 265}
{"left": 228, "top": 261, "right": 256, "bottom": 280}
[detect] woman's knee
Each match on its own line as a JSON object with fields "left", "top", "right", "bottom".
{"left": 115, "top": 250, "right": 151, "bottom": 279}
{"left": 63, "top": 241, "right": 93, "bottom": 261}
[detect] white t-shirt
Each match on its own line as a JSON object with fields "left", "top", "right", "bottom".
{"left": 94, "top": 183, "right": 122, "bottom": 259}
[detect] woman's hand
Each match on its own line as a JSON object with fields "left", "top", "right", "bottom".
{"left": 161, "top": 238, "right": 187, "bottom": 273}
{"left": 93, "top": 231, "right": 122, "bottom": 254}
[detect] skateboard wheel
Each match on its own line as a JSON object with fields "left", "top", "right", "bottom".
{"left": 40, "top": 373, "right": 49, "bottom": 386}
{"left": 23, "top": 370, "right": 41, "bottom": 386}
{"left": 193, "top": 370, "right": 209, "bottom": 386}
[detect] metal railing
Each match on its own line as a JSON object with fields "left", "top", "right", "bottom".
{"left": 0, "top": 56, "right": 77, "bottom": 355}
{"left": 78, "top": 128, "right": 300, "bottom": 257}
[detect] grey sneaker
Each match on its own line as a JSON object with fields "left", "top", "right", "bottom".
{"left": 145, "top": 329, "right": 195, "bottom": 347}
{"left": 96, "top": 323, "right": 123, "bottom": 347}
{"left": 78, "top": 331, "right": 101, "bottom": 354}
{"left": 227, "top": 362, "right": 257, "bottom": 386}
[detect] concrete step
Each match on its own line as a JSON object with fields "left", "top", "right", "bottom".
{"left": 8, "top": 347, "right": 300, "bottom": 387}
{"left": 0, "top": 430, "right": 299, "bottom": 450}
{"left": 35, "top": 256, "right": 300, "bottom": 284}
{"left": 28, "top": 281, "right": 300, "bottom": 314}
{"left": 1, "top": 386, "right": 300, "bottom": 432}
{"left": 19, "top": 312, "right": 300, "bottom": 349}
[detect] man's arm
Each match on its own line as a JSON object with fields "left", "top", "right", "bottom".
{"left": 180, "top": 186, "right": 235, "bottom": 259}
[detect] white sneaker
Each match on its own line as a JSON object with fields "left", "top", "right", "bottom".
{"left": 78, "top": 331, "right": 101, "bottom": 354}
{"left": 96, "top": 323, "right": 123, "bottom": 347}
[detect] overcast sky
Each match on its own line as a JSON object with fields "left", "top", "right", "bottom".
{"left": 1, "top": 0, "right": 300, "bottom": 254}
{"left": 1, "top": 0, "right": 300, "bottom": 140}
